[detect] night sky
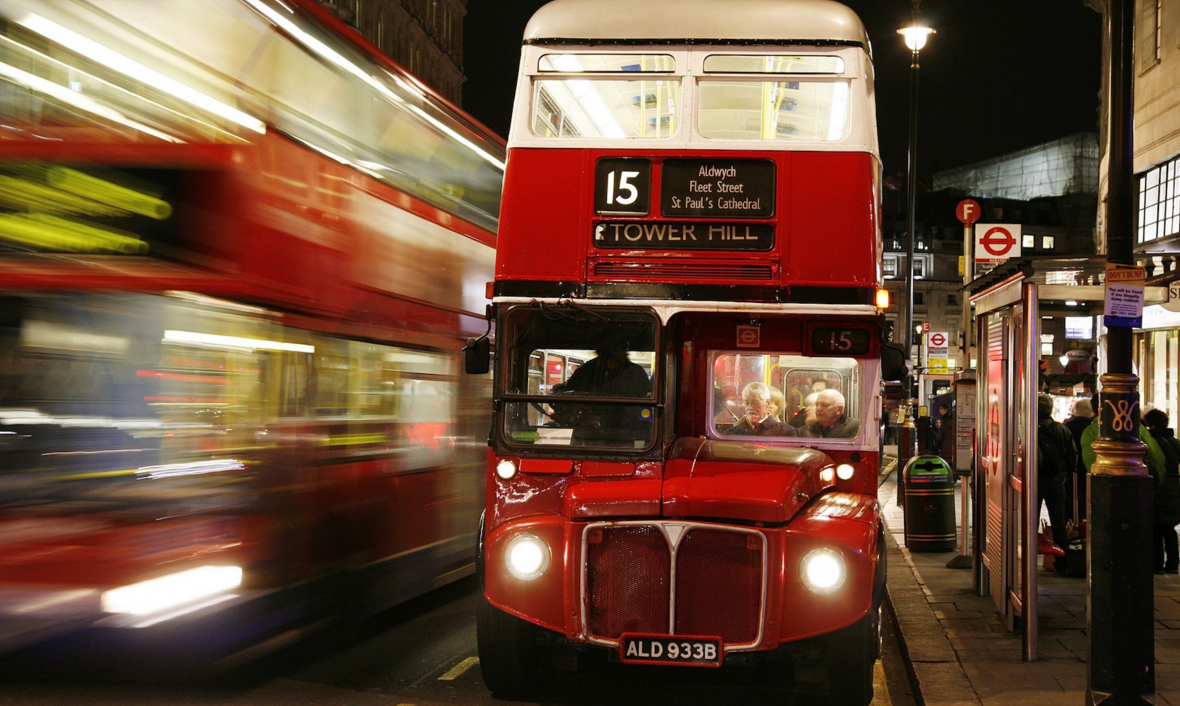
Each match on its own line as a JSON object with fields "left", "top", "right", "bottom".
{"left": 462, "top": 1, "right": 1104, "bottom": 182}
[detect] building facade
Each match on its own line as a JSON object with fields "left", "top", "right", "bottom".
{"left": 882, "top": 134, "right": 1099, "bottom": 376}
{"left": 1089, "top": 0, "right": 1180, "bottom": 425}
{"left": 315, "top": 0, "right": 467, "bottom": 105}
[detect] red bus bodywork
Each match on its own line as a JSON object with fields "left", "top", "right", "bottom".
{"left": 0, "top": 0, "right": 501, "bottom": 664}
{"left": 497, "top": 149, "right": 881, "bottom": 301}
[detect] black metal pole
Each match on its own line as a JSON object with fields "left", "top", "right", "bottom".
{"left": 1087, "top": 0, "right": 1153, "bottom": 703}
{"left": 904, "top": 45, "right": 918, "bottom": 366}
{"left": 897, "top": 43, "right": 921, "bottom": 505}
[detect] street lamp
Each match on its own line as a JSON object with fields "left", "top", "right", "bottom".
{"left": 895, "top": 10, "right": 932, "bottom": 478}
{"left": 898, "top": 25, "right": 934, "bottom": 52}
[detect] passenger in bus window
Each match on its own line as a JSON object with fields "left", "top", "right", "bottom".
{"left": 805, "top": 389, "right": 860, "bottom": 438}
{"left": 767, "top": 386, "right": 787, "bottom": 422}
{"left": 731, "top": 382, "right": 796, "bottom": 437}
{"left": 789, "top": 392, "right": 818, "bottom": 429}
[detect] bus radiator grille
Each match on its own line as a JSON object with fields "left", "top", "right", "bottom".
{"left": 586, "top": 525, "right": 671, "bottom": 638}
{"left": 584, "top": 524, "right": 764, "bottom": 645}
{"left": 673, "top": 529, "right": 762, "bottom": 645}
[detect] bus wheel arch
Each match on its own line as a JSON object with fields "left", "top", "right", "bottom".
{"left": 476, "top": 590, "right": 547, "bottom": 697}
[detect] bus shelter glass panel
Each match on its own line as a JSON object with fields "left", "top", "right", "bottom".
{"left": 709, "top": 352, "right": 861, "bottom": 440}
{"left": 500, "top": 307, "right": 656, "bottom": 451}
{"left": 697, "top": 79, "right": 850, "bottom": 141}
{"left": 532, "top": 79, "right": 681, "bottom": 139}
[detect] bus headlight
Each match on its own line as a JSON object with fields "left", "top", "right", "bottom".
{"left": 800, "top": 548, "right": 846, "bottom": 594}
{"left": 836, "top": 463, "right": 856, "bottom": 481}
{"left": 819, "top": 467, "right": 835, "bottom": 483}
{"left": 101, "top": 565, "right": 242, "bottom": 615}
{"left": 495, "top": 459, "right": 518, "bottom": 480}
{"left": 505, "top": 534, "right": 550, "bottom": 581}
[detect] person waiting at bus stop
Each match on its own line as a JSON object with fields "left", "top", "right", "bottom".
{"left": 1143, "top": 409, "right": 1180, "bottom": 574}
{"left": 1063, "top": 397, "right": 1093, "bottom": 524}
{"left": 805, "top": 389, "right": 859, "bottom": 438}
{"left": 1037, "top": 393, "right": 1077, "bottom": 574}
{"left": 730, "top": 382, "right": 795, "bottom": 437}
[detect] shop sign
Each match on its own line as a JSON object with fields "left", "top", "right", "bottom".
{"left": 1163, "top": 280, "right": 1180, "bottom": 313}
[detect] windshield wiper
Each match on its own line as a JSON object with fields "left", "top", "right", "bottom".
{"left": 538, "top": 299, "right": 608, "bottom": 323}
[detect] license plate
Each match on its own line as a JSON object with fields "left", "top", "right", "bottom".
{"left": 618, "top": 634, "right": 722, "bottom": 667}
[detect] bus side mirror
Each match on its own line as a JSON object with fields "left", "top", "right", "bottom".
{"left": 881, "top": 342, "right": 910, "bottom": 382}
{"left": 464, "top": 336, "right": 490, "bottom": 375}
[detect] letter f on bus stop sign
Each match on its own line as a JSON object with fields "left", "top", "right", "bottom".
{"left": 956, "top": 199, "right": 981, "bottom": 225}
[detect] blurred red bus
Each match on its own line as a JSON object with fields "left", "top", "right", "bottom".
{"left": 472, "top": 1, "right": 889, "bottom": 703}
{"left": 0, "top": 0, "right": 501, "bottom": 665}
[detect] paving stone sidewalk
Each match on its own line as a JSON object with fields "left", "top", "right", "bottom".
{"left": 878, "top": 457, "right": 1180, "bottom": 706}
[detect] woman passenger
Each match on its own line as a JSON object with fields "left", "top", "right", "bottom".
{"left": 768, "top": 386, "right": 787, "bottom": 422}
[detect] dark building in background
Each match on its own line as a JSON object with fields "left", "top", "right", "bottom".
{"left": 882, "top": 133, "right": 1099, "bottom": 372}
{"left": 315, "top": 0, "right": 466, "bottom": 105}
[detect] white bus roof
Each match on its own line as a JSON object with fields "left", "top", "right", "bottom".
{"left": 523, "top": 0, "right": 869, "bottom": 49}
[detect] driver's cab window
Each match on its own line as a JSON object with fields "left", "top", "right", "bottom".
{"left": 501, "top": 307, "right": 657, "bottom": 451}
{"left": 711, "top": 352, "right": 861, "bottom": 440}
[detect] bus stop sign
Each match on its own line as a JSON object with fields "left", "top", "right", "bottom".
{"left": 956, "top": 199, "right": 981, "bottom": 224}
{"left": 974, "top": 223, "right": 1021, "bottom": 267}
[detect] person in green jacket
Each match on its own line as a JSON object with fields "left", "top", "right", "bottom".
{"left": 1080, "top": 397, "right": 1165, "bottom": 477}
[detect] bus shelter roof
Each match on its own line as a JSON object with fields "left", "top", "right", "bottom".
{"left": 966, "top": 256, "right": 1166, "bottom": 318}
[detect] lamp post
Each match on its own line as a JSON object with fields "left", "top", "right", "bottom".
{"left": 896, "top": 14, "right": 933, "bottom": 480}
{"left": 1088, "top": 0, "right": 1153, "bottom": 702}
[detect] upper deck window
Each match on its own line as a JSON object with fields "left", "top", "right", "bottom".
{"left": 539, "top": 54, "right": 675, "bottom": 73}
{"left": 532, "top": 77, "right": 680, "bottom": 139}
{"left": 696, "top": 78, "right": 849, "bottom": 141}
{"left": 703, "top": 55, "right": 844, "bottom": 74}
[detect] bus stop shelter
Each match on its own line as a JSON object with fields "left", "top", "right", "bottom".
{"left": 966, "top": 256, "right": 1165, "bottom": 659}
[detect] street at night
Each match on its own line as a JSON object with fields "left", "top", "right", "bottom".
{"left": 0, "top": 573, "right": 915, "bottom": 706}
{"left": 0, "top": 0, "right": 1177, "bottom": 704}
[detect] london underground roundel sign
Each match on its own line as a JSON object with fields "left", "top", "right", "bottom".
{"left": 974, "top": 223, "right": 1021, "bottom": 262}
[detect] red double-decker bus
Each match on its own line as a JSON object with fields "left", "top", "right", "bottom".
{"left": 471, "top": 1, "right": 890, "bottom": 702}
{"left": 0, "top": 0, "right": 502, "bottom": 666}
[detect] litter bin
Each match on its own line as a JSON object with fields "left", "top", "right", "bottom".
{"left": 903, "top": 454, "right": 956, "bottom": 552}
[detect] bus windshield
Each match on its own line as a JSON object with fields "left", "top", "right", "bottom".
{"left": 711, "top": 352, "right": 861, "bottom": 440}
{"left": 500, "top": 306, "right": 657, "bottom": 451}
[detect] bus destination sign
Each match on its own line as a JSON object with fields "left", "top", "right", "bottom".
{"left": 594, "top": 221, "right": 773, "bottom": 251}
{"left": 661, "top": 159, "right": 774, "bottom": 218}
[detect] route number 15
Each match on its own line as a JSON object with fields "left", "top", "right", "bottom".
{"left": 595, "top": 159, "right": 650, "bottom": 215}
{"left": 811, "top": 327, "right": 870, "bottom": 355}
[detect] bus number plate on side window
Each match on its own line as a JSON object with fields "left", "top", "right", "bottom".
{"left": 619, "top": 634, "right": 723, "bottom": 667}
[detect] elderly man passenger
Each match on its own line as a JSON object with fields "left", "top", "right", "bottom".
{"left": 805, "top": 389, "right": 860, "bottom": 438}
{"left": 729, "top": 382, "right": 796, "bottom": 437}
